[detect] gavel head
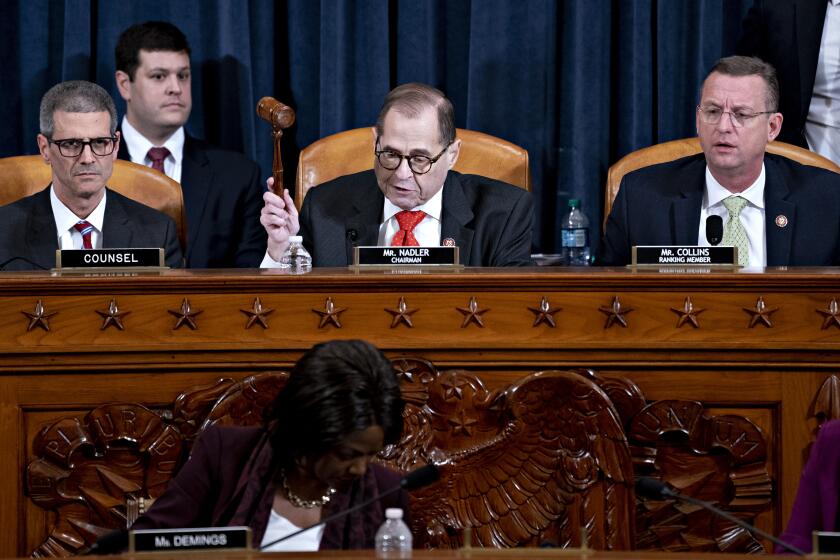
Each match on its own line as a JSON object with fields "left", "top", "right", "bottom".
{"left": 256, "top": 97, "right": 296, "bottom": 130}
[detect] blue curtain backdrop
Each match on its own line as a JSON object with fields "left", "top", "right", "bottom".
{"left": 0, "top": 0, "right": 752, "bottom": 255}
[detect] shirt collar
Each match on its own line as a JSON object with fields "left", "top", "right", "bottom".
{"left": 382, "top": 185, "right": 444, "bottom": 223}
{"left": 704, "top": 163, "right": 766, "bottom": 210}
{"left": 830, "top": 0, "right": 839, "bottom": 7}
{"left": 49, "top": 184, "right": 107, "bottom": 235}
{"left": 120, "top": 116, "right": 184, "bottom": 167}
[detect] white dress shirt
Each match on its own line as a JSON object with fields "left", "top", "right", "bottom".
{"left": 120, "top": 116, "right": 185, "bottom": 183}
{"left": 378, "top": 187, "right": 443, "bottom": 246}
{"left": 805, "top": 0, "right": 840, "bottom": 164}
{"left": 259, "top": 509, "right": 323, "bottom": 551}
{"left": 697, "top": 165, "right": 767, "bottom": 267}
{"left": 50, "top": 185, "right": 106, "bottom": 250}
{"left": 260, "top": 185, "right": 445, "bottom": 268}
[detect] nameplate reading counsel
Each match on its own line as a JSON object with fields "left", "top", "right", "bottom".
{"left": 56, "top": 248, "right": 164, "bottom": 269}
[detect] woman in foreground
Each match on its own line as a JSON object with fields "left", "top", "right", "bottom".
{"left": 132, "top": 339, "right": 407, "bottom": 550}
{"left": 778, "top": 420, "right": 840, "bottom": 553}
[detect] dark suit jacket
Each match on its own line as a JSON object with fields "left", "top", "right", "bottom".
{"left": 0, "top": 186, "right": 182, "bottom": 270}
{"left": 132, "top": 425, "right": 408, "bottom": 550}
{"left": 119, "top": 134, "right": 266, "bottom": 268}
{"left": 737, "top": 0, "right": 826, "bottom": 147}
{"left": 778, "top": 420, "right": 840, "bottom": 553}
{"left": 298, "top": 170, "right": 533, "bottom": 267}
{"left": 598, "top": 153, "right": 840, "bottom": 266}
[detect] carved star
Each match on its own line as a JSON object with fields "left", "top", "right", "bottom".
{"left": 393, "top": 359, "right": 434, "bottom": 384}
{"left": 240, "top": 297, "right": 274, "bottom": 329}
{"left": 440, "top": 379, "right": 466, "bottom": 401}
{"left": 528, "top": 296, "right": 561, "bottom": 327}
{"left": 313, "top": 297, "right": 346, "bottom": 329}
{"left": 599, "top": 296, "right": 633, "bottom": 329}
{"left": 817, "top": 298, "right": 840, "bottom": 330}
{"left": 95, "top": 298, "right": 130, "bottom": 331}
{"left": 167, "top": 298, "right": 202, "bottom": 330}
{"left": 21, "top": 300, "right": 57, "bottom": 332}
{"left": 456, "top": 297, "right": 489, "bottom": 328}
{"left": 385, "top": 297, "right": 418, "bottom": 328}
{"left": 671, "top": 296, "right": 705, "bottom": 329}
{"left": 743, "top": 296, "right": 778, "bottom": 328}
{"left": 448, "top": 410, "right": 478, "bottom": 437}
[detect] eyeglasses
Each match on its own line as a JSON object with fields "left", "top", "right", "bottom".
{"left": 48, "top": 137, "right": 117, "bottom": 157}
{"left": 697, "top": 106, "right": 774, "bottom": 128}
{"left": 375, "top": 140, "right": 452, "bottom": 175}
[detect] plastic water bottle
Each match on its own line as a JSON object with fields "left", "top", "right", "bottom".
{"left": 375, "top": 508, "right": 412, "bottom": 558}
{"left": 279, "top": 236, "right": 312, "bottom": 273}
{"left": 561, "top": 199, "right": 591, "bottom": 266}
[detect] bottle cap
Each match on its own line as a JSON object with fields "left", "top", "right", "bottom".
{"left": 385, "top": 508, "right": 404, "bottom": 519}
{"left": 289, "top": 235, "right": 303, "bottom": 242}
{"left": 568, "top": 199, "right": 580, "bottom": 208}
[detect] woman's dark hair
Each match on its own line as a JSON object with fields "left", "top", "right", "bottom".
{"left": 268, "top": 339, "right": 404, "bottom": 467}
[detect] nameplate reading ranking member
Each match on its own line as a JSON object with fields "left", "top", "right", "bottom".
{"left": 632, "top": 246, "right": 737, "bottom": 266}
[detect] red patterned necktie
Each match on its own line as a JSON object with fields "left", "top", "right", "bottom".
{"left": 147, "top": 147, "right": 171, "bottom": 173}
{"left": 73, "top": 220, "right": 94, "bottom": 249}
{"left": 391, "top": 210, "right": 426, "bottom": 247}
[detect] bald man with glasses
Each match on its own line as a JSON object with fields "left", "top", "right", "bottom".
{"left": 598, "top": 55, "right": 840, "bottom": 267}
{"left": 259, "top": 82, "right": 533, "bottom": 267}
{"left": 0, "top": 80, "right": 181, "bottom": 270}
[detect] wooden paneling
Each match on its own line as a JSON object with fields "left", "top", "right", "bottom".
{"left": 1, "top": 267, "right": 839, "bottom": 556}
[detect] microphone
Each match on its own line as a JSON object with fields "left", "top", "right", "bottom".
{"left": 260, "top": 463, "right": 439, "bottom": 550}
{"left": 346, "top": 229, "right": 358, "bottom": 243}
{"left": 84, "top": 528, "right": 128, "bottom": 555}
{"left": 635, "top": 477, "right": 804, "bottom": 556}
{"left": 399, "top": 463, "right": 439, "bottom": 490}
{"left": 706, "top": 215, "right": 723, "bottom": 246}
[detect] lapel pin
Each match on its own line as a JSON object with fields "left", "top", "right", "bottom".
{"left": 442, "top": 237, "right": 456, "bottom": 247}
{"left": 775, "top": 215, "right": 788, "bottom": 228}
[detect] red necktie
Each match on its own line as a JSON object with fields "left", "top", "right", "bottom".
{"left": 391, "top": 211, "right": 426, "bottom": 247}
{"left": 147, "top": 147, "right": 171, "bottom": 173}
{"left": 73, "top": 220, "right": 94, "bottom": 249}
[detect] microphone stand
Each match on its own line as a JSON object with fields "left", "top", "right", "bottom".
{"left": 661, "top": 489, "right": 804, "bottom": 556}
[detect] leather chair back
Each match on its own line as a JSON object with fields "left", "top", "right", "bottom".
{"left": 295, "top": 127, "right": 530, "bottom": 209}
{"left": 603, "top": 138, "right": 840, "bottom": 231}
{"left": 0, "top": 155, "right": 187, "bottom": 249}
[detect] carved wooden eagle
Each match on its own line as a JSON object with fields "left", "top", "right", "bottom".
{"left": 382, "top": 359, "right": 635, "bottom": 550}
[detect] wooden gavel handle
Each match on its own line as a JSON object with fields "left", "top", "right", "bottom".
{"left": 256, "top": 97, "right": 296, "bottom": 194}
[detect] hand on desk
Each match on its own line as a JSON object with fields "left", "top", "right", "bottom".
{"left": 260, "top": 178, "right": 300, "bottom": 262}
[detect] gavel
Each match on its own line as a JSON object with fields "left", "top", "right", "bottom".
{"left": 256, "top": 97, "right": 295, "bottom": 195}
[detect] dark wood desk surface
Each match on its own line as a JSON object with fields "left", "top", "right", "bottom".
{"left": 115, "top": 548, "right": 785, "bottom": 559}
{"left": 5, "top": 267, "right": 839, "bottom": 556}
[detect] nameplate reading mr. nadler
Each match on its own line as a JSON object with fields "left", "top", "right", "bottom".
{"left": 129, "top": 526, "right": 252, "bottom": 552}
{"left": 354, "top": 246, "right": 459, "bottom": 266}
{"left": 56, "top": 248, "right": 164, "bottom": 269}
{"left": 631, "top": 246, "right": 737, "bottom": 266}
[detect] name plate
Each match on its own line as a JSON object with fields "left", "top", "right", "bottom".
{"left": 56, "top": 248, "right": 164, "bottom": 269}
{"left": 353, "top": 246, "right": 461, "bottom": 267}
{"left": 129, "top": 527, "right": 252, "bottom": 552}
{"left": 814, "top": 531, "right": 840, "bottom": 554}
{"left": 631, "top": 246, "right": 737, "bottom": 266}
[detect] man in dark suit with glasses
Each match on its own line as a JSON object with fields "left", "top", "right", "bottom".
{"left": 259, "top": 82, "right": 533, "bottom": 267}
{"left": 0, "top": 80, "right": 181, "bottom": 270}
{"left": 599, "top": 56, "right": 840, "bottom": 268}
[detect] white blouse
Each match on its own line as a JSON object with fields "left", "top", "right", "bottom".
{"left": 258, "top": 508, "right": 324, "bottom": 552}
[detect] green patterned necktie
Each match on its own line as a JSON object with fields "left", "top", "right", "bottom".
{"left": 722, "top": 196, "right": 750, "bottom": 267}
